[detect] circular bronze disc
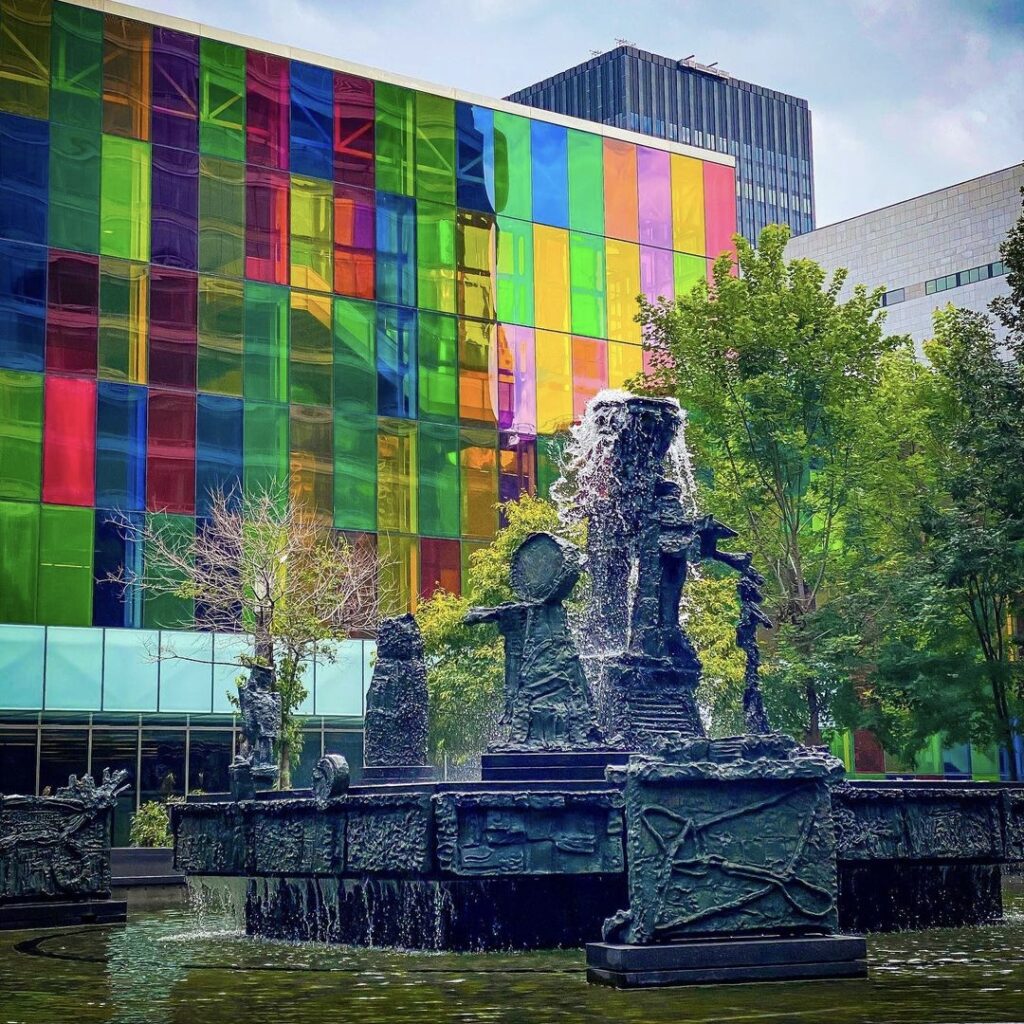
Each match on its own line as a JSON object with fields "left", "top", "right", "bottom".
{"left": 510, "top": 532, "right": 581, "bottom": 602}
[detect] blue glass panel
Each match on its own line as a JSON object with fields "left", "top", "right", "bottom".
{"left": 196, "top": 392, "right": 243, "bottom": 515}
{"left": 290, "top": 61, "right": 333, "bottom": 180}
{"left": 0, "top": 239, "right": 46, "bottom": 371}
{"left": 93, "top": 510, "right": 144, "bottom": 628}
{"left": 376, "top": 303, "right": 417, "bottom": 419}
{"left": 0, "top": 113, "right": 48, "bottom": 245}
{"left": 151, "top": 144, "right": 198, "bottom": 269}
{"left": 158, "top": 630, "right": 213, "bottom": 712}
{"left": 103, "top": 627, "right": 159, "bottom": 711}
{"left": 375, "top": 191, "right": 416, "bottom": 307}
{"left": 44, "top": 626, "right": 103, "bottom": 711}
{"left": 96, "top": 382, "right": 147, "bottom": 509}
{"left": 0, "top": 623, "right": 44, "bottom": 709}
{"left": 314, "top": 638, "right": 364, "bottom": 716}
{"left": 530, "top": 120, "right": 569, "bottom": 228}
{"left": 456, "top": 103, "right": 494, "bottom": 213}
{"left": 213, "top": 631, "right": 251, "bottom": 713}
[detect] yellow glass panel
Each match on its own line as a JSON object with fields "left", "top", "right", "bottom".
{"left": 671, "top": 154, "right": 705, "bottom": 256}
{"left": 606, "top": 239, "right": 641, "bottom": 344}
{"left": 456, "top": 210, "right": 495, "bottom": 321}
{"left": 608, "top": 340, "right": 643, "bottom": 390}
{"left": 458, "top": 319, "right": 496, "bottom": 426}
{"left": 379, "top": 533, "right": 419, "bottom": 616}
{"left": 533, "top": 224, "right": 570, "bottom": 334}
{"left": 291, "top": 175, "right": 333, "bottom": 293}
{"left": 377, "top": 418, "right": 418, "bottom": 534}
{"left": 534, "top": 330, "right": 573, "bottom": 434}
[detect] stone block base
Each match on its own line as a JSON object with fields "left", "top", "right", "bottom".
{"left": 0, "top": 898, "right": 127, "bottom": 930}
{"left": 361, "top": 764, "right": 435, "bottom": 783}
{"left": 480, "top": 750, "right": 630, "bottom": 782}
{"left": 586, "top": 934, "right": 867, "bottom": 988}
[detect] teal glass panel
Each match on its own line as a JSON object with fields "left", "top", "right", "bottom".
{"left": 493, "top": 111, "right": 531, "bottom": 220}
{"left": 570, "top": 231, "right": 607, "bottom": 338}
{"left": 37, "top": 504, "right": 93, "bottom": 626}
{"left": 419, "top": 420, "right": 460, "bottom": 538}
{"left": 333, "top": 412, "right": 376, "bottom": 531}
{"left": 375, "top": 82, "right": 414, "bottom": 196}
{"left": 333, "top": 296, "right": 376, "bottom": 416}
{"left": 568, "top": 130, "right": 604, "bottom": 235}
{"left": 0, "top": 623, "right": 44, "bottom": 709}
{"left": 243, "top": 281, "right": 288, "bottom": 402}
{"left": 414, "top": 91, "right": 455, "bottom": 206}
{"left": 0, "top": 499, "right": 38, "bottom": 622}
{"left": 0, "top": 368, "right": 42, "bottom": 500}
{"left": 244, "top": 400, "right": 289, "bottom": 494}
{"left": 313, "top": 639, "right": 364, "bottom": 717}
{"left": 213, "top": 631, "right": 251, "bottom": 713}
{"left": 50, "top": 2, "right": 103, "bottom": 129}
{"left": 103, "top": 627, "right": 159, "bottom": 711}
{"left": 49, "top": 123, "right": 100, "bottom": 253}
{"left": 44, "top": 625, "right": 102, "bottom": 710}
{"left": 496, "top": 216, "right": 534, "bottom": 326}
{"left": 418, "top": 310, "right": 458, "bottom": 423}
{"left": 159, "top": 630, "right": 214, "bottom": 712}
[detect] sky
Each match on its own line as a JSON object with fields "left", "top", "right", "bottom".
{"left": 128, "top": 0, "right": 1023, "bottom": 227}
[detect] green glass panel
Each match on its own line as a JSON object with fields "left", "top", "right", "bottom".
{"left": 333, "top": 296, "right": 375, "bottom": 416}
{"left": 199, "top": 38, "right": 245, "bottom": 160}
{"left": 37, "top": 504, "right": 92, "bottom": 626}
{"left": 414, "top": 91, "right": 455, "bottom": 206}
{"left": 197, "top": 276, "right": 243, "bottom": 395}
{"left": 567, "top": 129, "right": 604, "bottom": 235}
{"left": 49, "top": 1, "right": 102, "bottom": 129}
{"left": 244, "top": 400, "right": 289, "bottom": 495}
{"left": 0, "top": 369, "right": 42, "bottom": 500}
{"left": 290, "top": 291, "right": 333, "bottom": 407}
{"left": 570, "top": 231, "right": 607, "bottom": 338}
{"left": 49, "top": 123, "right": 100, "bottom": 253}
{"left": 674, "top": 251, "right": 706, "bottom": 295}
{"left": 100, "top": 134, "right": 150, "bottom": 261}
{"left": 0, "top": 0, "right": 51, "bottom": 119}
{"left": 143, "top": 512, "right": 194, "bottom": 629}
{"left": 493, "top": 111, "right": 531, "bottom": 220}
{"left": 418, "top": 310, "right": 458, "bottom": 423}
{"left": 496, "top": 216, "right": 534, "bottom": 326}
{"left": 418, "top": 420, "right": 460, "bottom": 538}
{"left": 416, "top": 199, "right": 456, "bottom": 314}
{"left": 333, "top": 413, "right": 376, "bottom": 531}
{"left": 375, "top": 82, "right": 414, "bottom": 196}
{"left": 0, "top": 500, "right": 38, "bottom": 622}
{"left": 243, "top": 281, "right": 288, "bottom": 402}
{"left": 98, "top": 257, "right": 147, "bottom": 383}
{"left": 536, "top": 435, "right": 560, "bottom": 498}
{"left": 199, "top": 155, "right": 245, "bottom": 277}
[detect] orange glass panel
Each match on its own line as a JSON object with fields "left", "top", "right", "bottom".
{"left": 605, "top": 239, "right": 641, "bottom": 344}
{"left": 671, "top": 154, "right": 705, "bottom": 256}
{"left": 458, "top": 318, "right": 496, "bottom": 426}
{"left": 571, "top": 336, "right": 607, "bottom": 422}
{"left": 103, "top": 15, "right": 150, "bottom": 140}
{"left": 460, "top": 428, "right": 497, "bottom": 540}
{"left": 534, "top": 330, "right": 573, "bottom": 434}
{"left": 603, "top": 138, "right": 638, "bottom": 243}
{"left": 533, "top": 225, "right": 570, "bottom": 333}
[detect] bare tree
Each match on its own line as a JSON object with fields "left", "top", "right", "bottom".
{"left": 110, "top": 485, "right": 379, "bottom": 788}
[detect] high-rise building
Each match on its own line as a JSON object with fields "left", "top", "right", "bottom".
{"left": 0, "top": 0, "right": 736, "bottom": 832}
{"left": 507, "top": 46, "right": 815, "bottom": 244}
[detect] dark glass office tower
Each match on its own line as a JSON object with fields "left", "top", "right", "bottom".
{"left": 508, "top": 47, "right": 814, "bottom": 242}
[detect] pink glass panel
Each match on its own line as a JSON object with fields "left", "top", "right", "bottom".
{"left": 148, "top": 268, "right": 198, "bottom": 389}
{"left": 640, "top": 246, "right": 674, "bottom": 305}
{"left": 703, "top": 162, "right": 738, "bottom": 267}
{"left": 42, "top": 375, "right": 96, "bottom": 506}
{"left": 419, "top": 537, "right": 461, "bottom": 600}
{"left": 246, "top": 166, "right": 290, "bottom": 284}
{"left": 246, "top": 51, "right": 290, "bottom": 170}
{"left": 637, "top": 146, "right": 672, "bottom": 249}
{"left": 147, "top": 389, "right": 196, "bottom": 513}
{"left": 497, "top": 325, "right": 536, "bottom": 436}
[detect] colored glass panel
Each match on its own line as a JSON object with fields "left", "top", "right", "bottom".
{"left": 0, "top": 368, "right": 42, "bottom": 500}
{"left": 420, "top": 536, "right": 460, "bottom": 600}
{"left": 704, "top": 161, "right": 738, "bottom": 263}
{"left": 530, "top": 120, "right": 568, "bottom": 228}
{"left": 333, "top": 72, "right": 374, "bottom": 189}
{"left": 640, "top": 244, "right": 674, "bottom": 303}
{"left": 375, "top": 82, "right": 414, "bottom": 196}
{"left": 376, "top": 302, "right": 416, "bottom": 419}
{"left": 333, "top": 295, "right": 376, "bottom": 416}
{"left": 100, "top": 134, "right": 150, "bottom": 261}
{"left": 456, "top": 210, "right": 495, "bottom": 321}
{"left": 37, "top": 504, "right": 93, "bottom": 626}
{"left": 196, "top": 393, "right": 243, "bottom": 515}
{"left": 414, "top": 91, "right": 455, "bottom": 206}
{"left": 197, "top": 275, "right": 243, "bottom": 394}
{"left": 46, "top": 249, "right": 97, "bottom": 375}
{"left": 93, "top": 510, "right": 143, "bottom": 626}
{"left": 499, "top": 431, "right": 536, "bottom": 504}
{"left": 533, "top": 225, "right": 570, "bottom": 333}
{"left": 492, "top": 111, "right": 531, "bottom": 220}
{"left": 199, "top": 39, "right": 244, "bottom": 160}
{"left": 671, "top": 153, "right": 705, "bottom": 255}
{"left": 243, "top": 280, "right": 288, "bottom": 402}
{"left": 603, "top": 138, "right": 638, "bottom": 242}
{"left": 608, "top": 340, "right": 643, "bottom": 390}
{"left": 290, "top": 289, "right": 332, "bottom": 407}
{"left": 376, "top": 190, "right": 416, "bottom": 307}
{"left": 50, "top": 1, "right": 102, "bottom": 130}
{"left": 496, "top": 216, "right": 533, "bottom": 326}
{"left": 417, "top": 309, "right": 457, "bottom": 424}
{"left": 379, "top": 532, "right": 417, "bottom": 617}
{"left": 42, "top": 374, "right": 95, "bottom": 505}
{"left": 291, "top": 174, "right": 333, "bottom": 292}
{"left": 333, "top": 412, "right": 376, "bottom": 531}
{"left": 637, "top": 146, "right": 672, "bottom": 249}
{"left": 418, "top": 420, "right": 459, "bottom": 538}
{"left": 0, "top": 499, "right": 39, "bottom": 621}
{"left": 333, "top": 183, "right": 374, "bottom": 299}
{"left": 147, "top": 389, "right": 195, "bottom": 514}
{"left": 456, "top": 103, "right": 494, "bottom": 214}
{"left": 246, "top": 51, "right": 288, "bottom": 170}
{"left": 95, "top": 380, "right": 146, "bottom": 509}
{"left": 98, "top": 257, "right": 146, "bottom": 382}
{"left": 674, "top": 251, "right": 706, "bottom": 295}
{"left": 567, "top": 129, "right": 603, "bottom": 235}
{"left": 290, "top": 404, "right": 332, "bottom": 520}
{"left": 48, "top": 123, "right": 100, "bottom": 253}
{"left": 459, "top": 318, "right": 496, "bottom": 426}
{"left": 0, "top": 238, "right": 46, "bottom": 371}
{"left": 497, "top": 324, "right": 536, "bottom": 435}
{"left": 569, "top": 230, "right": 606, "bottom": 338}
{"left": 606, "top": 238, "right": 642, "bottom": 344}
{"left": 0, "top": 0, "right": 50, "bottom": 119}
{"left": 290, "top": 61, "right": 332, "bottom": 179}
{"left": 151, "top": 27, "right": 198, "bottom": 151}
{"left": 377, "top": 417, "right": 417, "bottom": 533}
{"left": 151, "top": 144, "right": 198, "bottom": 269}
{"left": 243, "top": 399, "right": 287, "bottom": 494}
{"left": 103, "top": 15, "right": 150, "bottom": 141}
{"left": 198, "top": 155, "right": 244, "bottom": 277}
{"left": 416, "top": 199, "right": 456, "bottom": 314}
{"left": 535, "top": 329, "right": 572, "bottom": 434}
{"left": 0, "top": 112, "right": 48, "bottom": 246}
{"left": 571, "top": 336, "right": 607, "bottom": 421}
{"left": 142, "top": 511, "right": 192, "bottom": 627}
{"left": 459, "top": 428, "right": 497, "bottom": 540}
{"left": 148, "top": 267, "right": 196, "bottom": 390}
{"left": 245, "top": 165, "right": 289, "bottom": 284}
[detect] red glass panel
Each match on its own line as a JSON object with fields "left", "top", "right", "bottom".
{"left": 704, "top": 162, "right": 738, "bottom": 270}
{"left": 246, "top": 51, "right": 289, "bottom": 170}
{"left": 148, "top": 267, "right": 197, "bottom": 389}
{"left": 147, "top": 388, "right": 196, "bottom": 513}
{"left": 334, "top": 72, "right": 374, "bottom": 189}
{"left": 46, "top": 251, "right": 99, "bottom": 376}
{"left": 246, "top": 166, "right": 290, "bottom": 284}
{"left": 419, "top": 537, "right": 461, "bottom": 600}
{"left": 334, "top": 183, "right": 375, "bottom": 299}
{"left": 42, "top": 376, "right": 96, "bottom": 506}
{"left": 853, "top": 729, "right": 886, "bottom": 775}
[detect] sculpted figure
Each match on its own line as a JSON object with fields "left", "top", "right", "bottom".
{"left": 736, "top": 569, "right": 773, "bottom": 735}
{"left": 236, "top": 637, "right": 281, "bottom": 778}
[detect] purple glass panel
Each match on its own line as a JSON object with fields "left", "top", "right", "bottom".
{"left": 499, "top": 431, "right": 537, "bottom": 507}
{"left": 151, "top": 27, "right": 199, "bottom": 151}
{"left": 640, "top": 245, "right": 674, "bottom": 304}
{"left": 497, "top": 325, "right": 536, "bottom": 436}
{"left": 637, "top": 146, "right": 672, "bottom": 249}
{"left": 149, "top": 267, "right": 198, "bottom": 390}
{"left": 247, "top": 51, "right": 289, "bottom": 170}
{"left": 151, "top": 145, "right": 198, "bottom": 270}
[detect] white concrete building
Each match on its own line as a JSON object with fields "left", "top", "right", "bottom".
{"left": 786, "top": 165, "right": 1023, "bottom": 347}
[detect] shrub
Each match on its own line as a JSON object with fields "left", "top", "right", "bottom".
{"left": 129, "top": 800, "right": 172, "bottom": 848}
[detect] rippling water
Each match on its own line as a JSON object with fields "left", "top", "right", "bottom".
{"left": 2, "top": 878, "right": 1022, "bottom": 1024}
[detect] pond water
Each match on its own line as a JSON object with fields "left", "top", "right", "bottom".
{"left": 2, "top": 878, "right": 1023, "bottom": 1024}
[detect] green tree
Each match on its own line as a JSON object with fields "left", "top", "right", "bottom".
{"left": 991, "top": 176, "right": 1024, "bottom": 351}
